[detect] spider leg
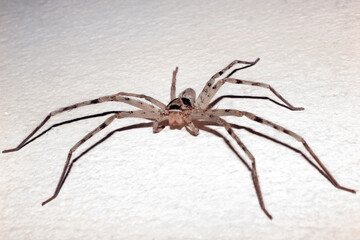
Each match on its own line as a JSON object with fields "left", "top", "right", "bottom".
{"left": 42, "top": 110, "right": 158, "bottom": 205}
{"left": 3, "top": 93, "right": 162, "bottom": 153}
{"left": 219, "top": 116, "right": 272, "bottom": 219}
{"left": 153, "top": 118, "right": 167, "bottom": 133}
{"left": 117, "top": 92, "right": 166, "bottom": 110}
{"left": 191, "top": 111, "right": 272, "bottom": 219}
{"left": 198, "top": 124, "right": 251, "bottom": 171}
{"left": 197, "top": 58, "right": 260, "bottom": 106}
{"left": 41, "top": 114, "right": 117, "bottom": 205}
{"left": 171, "top": 67, "right": 178, "bottom": 101}
{"left": 209, "top": 109, "right": 356, "bottom": 194}
{"left": 184, "top": 118, "right": 199, "bottom": 136}
{"left": 200, "top": 78, "right": 304, "bottom": 110}
{"left": 228, "top": 123, "right": 333, "bottom": 182}
{"left": 55, "top": 122, "right": 154, "bottom": 204}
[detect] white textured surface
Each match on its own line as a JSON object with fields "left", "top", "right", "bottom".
{"left": 1, "top": 0, "right": 359, "bottom": 239}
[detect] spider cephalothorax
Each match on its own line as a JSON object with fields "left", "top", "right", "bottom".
{"left": 165, "top": 88, "right": 196, "bottom": 130}
{"left": 3, "top": 58, "right": 355, "bottom": 219}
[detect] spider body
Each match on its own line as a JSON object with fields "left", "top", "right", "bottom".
{"left": 3, "top": 58, "right": 355, "bottom": 219}
{"left": 164, "top": 88, "right": 196, "bottom": 130}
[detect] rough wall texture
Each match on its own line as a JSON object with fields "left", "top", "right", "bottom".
{"left": 1, "top": 0, "right": 359, "bottom": 239}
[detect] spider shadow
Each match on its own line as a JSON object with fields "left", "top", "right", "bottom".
{"left": 18, "top": 111, "right": 122, "bottom": 150}
{"left": 207, "top": 95, "right": 295, "bottom": 110}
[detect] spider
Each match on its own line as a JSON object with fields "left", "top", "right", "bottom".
{"left": 3, "top": 58, "right": 356, "bottom": 219}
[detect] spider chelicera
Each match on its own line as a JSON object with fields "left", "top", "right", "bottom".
{"left": 3, "top": 58, "right": 356, "bottom": 219}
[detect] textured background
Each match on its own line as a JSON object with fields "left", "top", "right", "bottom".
{"left": 1, "top": 0, "right": 359, "bottom": 239}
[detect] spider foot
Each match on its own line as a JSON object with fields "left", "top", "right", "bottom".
{"left": 253, "top": 58, "right": 260, "bottom": 64}
{"left": 42, "top": 195, "right": 56, "bottom": 206}
{"left": 293, "top": 107, "right": 305, "bottom": 111}
{"left": 261, "top": 206, "right": 273, "bottom": 220}
{"left": 153, "top": 125, "right": 165, "bottom": 133}
{"left": 2, "top": 148, "right": 18, "bottom": 153}
{"left": 338, "top": 185, "right": 356, "bottom": 194}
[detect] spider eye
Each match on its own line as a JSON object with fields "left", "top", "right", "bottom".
{"left": 181, "top": 98, "right": 192, "bottom": 107}
{"left": 169, "top": 104, "right": 181, "bottom": 110}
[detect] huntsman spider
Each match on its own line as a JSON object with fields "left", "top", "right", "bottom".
{"left": 3, "top": 58, "right": 356, "bottom": 219}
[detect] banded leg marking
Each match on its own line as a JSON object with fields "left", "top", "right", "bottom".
{"left": 117, "top": 92, "right": 166, "bottom": 110}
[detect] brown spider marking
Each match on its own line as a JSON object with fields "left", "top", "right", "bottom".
{"left": 3, "top": 58, "right": 356, "bottom": 220}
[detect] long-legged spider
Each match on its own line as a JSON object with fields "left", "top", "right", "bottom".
{"left": 3, "top": 58, "right": 356, "bottom": 219}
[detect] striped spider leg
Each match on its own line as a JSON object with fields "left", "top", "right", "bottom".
{"left": 3, "top": 92, "right": 163, "bottom": 204}
{"left": 3, "top": 92, "right": 163, "bottom": 153}
{"left": 190, "top": 111, "right": 273, "bottom": 219}
{"left": 42, "top": 110, "right": 159, "bottom": 205}
{"left": 197, "top": 58, "right": 261, "bottom": 108}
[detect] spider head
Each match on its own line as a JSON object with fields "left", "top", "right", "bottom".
{"left": 166, "top": 98, "right": 190, "bottom": 110}
{"left": 166, "top": 88, "right": 196, "bottom": 111}
{"left": 178, "top": 88, "right": 196, "bottom": 106}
